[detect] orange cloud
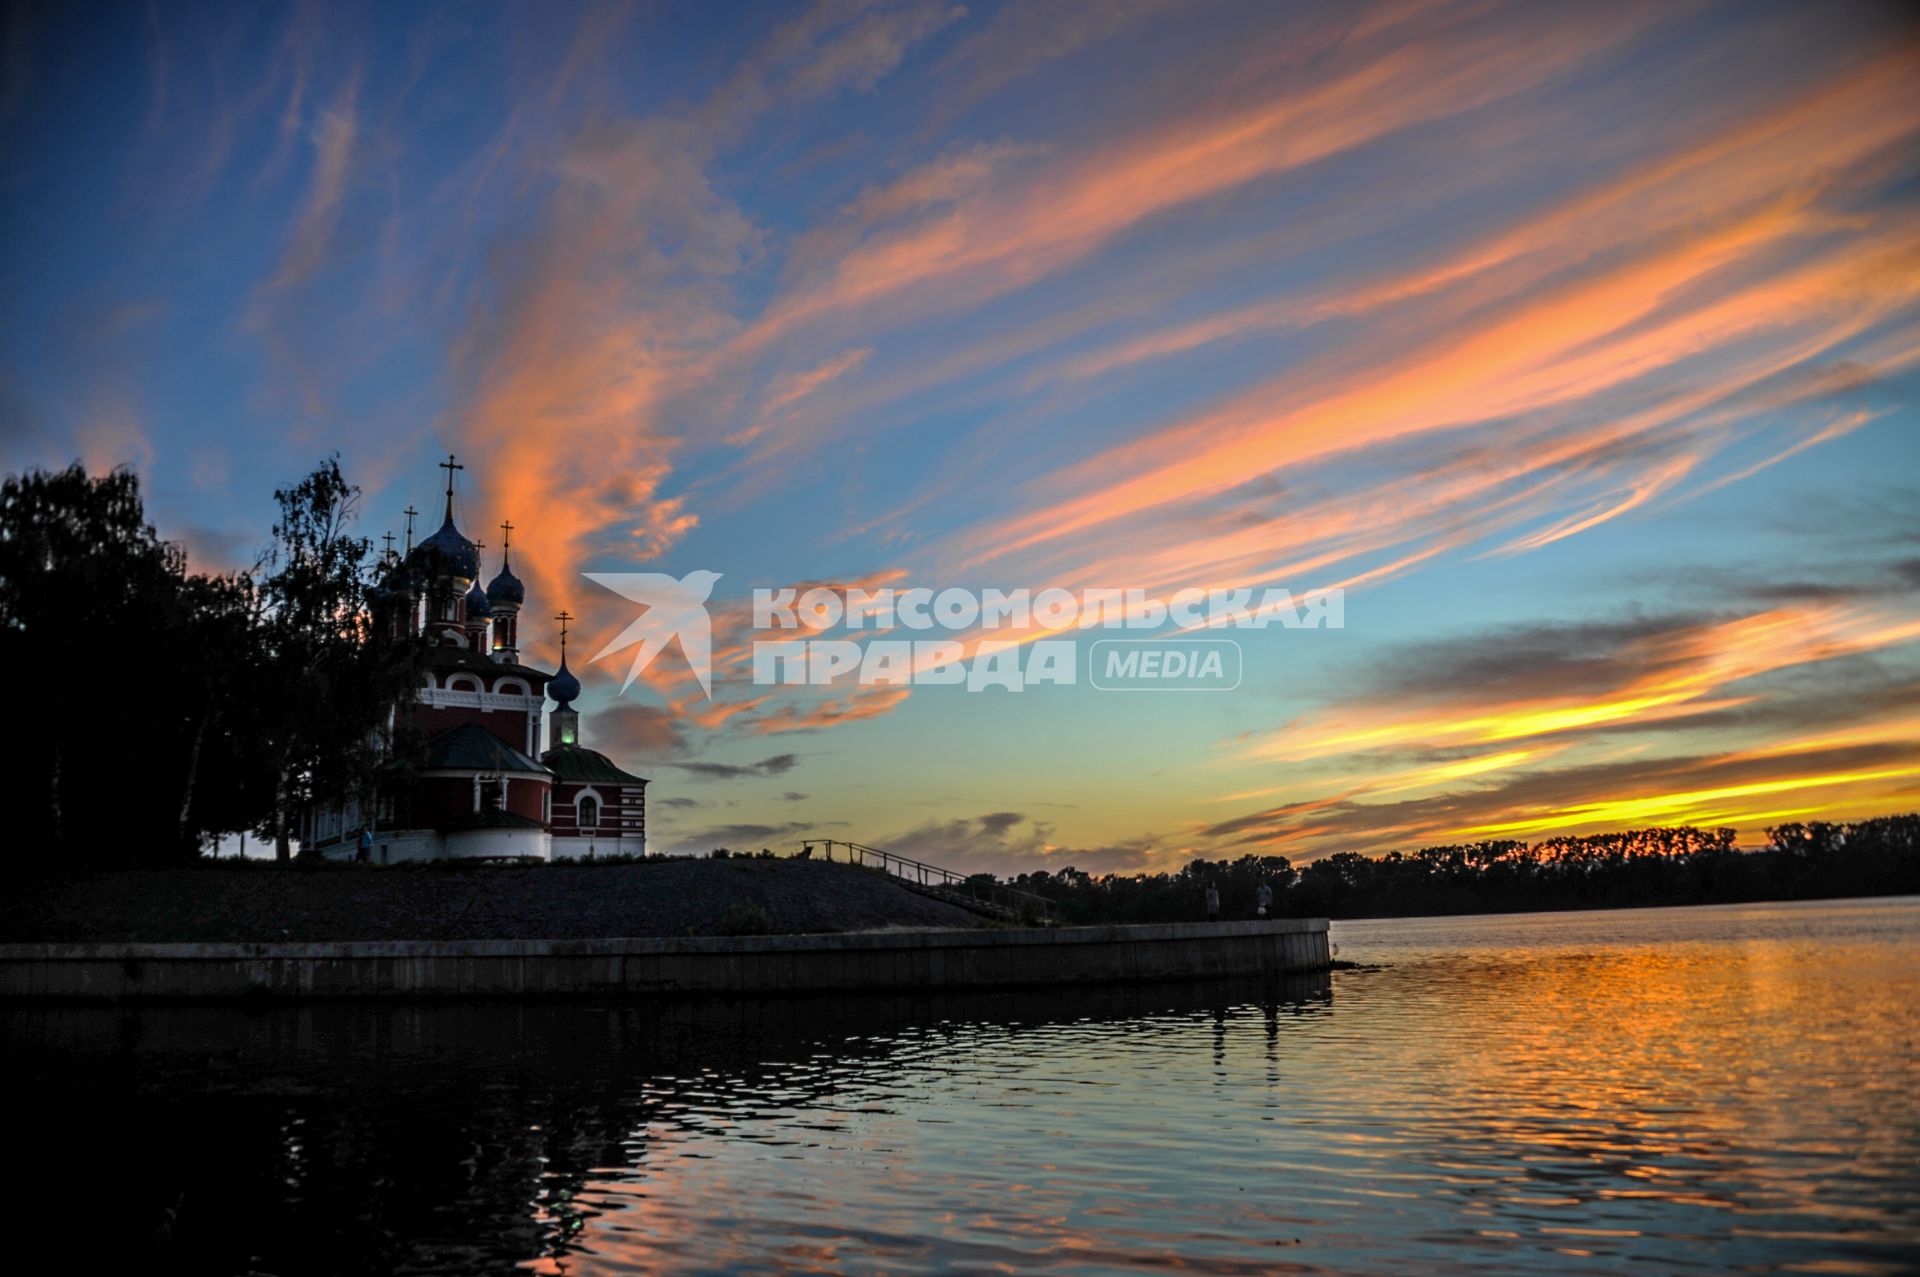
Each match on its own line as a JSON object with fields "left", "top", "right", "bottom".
{"left": 984, "top": 204, "right": 1918, "bottom": 564}
{"left": 1248, "top": 604, "right": 1920, "bottom": 764}
{"left": 448, "top": 119, "right": 740, "bottom": 646}
{"left": 731, "top": 347, "right": 875, "bottom": 444}
{"left": 1205, "top": 730, "right": 1920, "bottom": 857}
{"left": 729, "top": 41, "right": 1903, "bottom": 602}
{"left": 742, "top": 684, "right": 913, "bottom": 735}
{"left": 1106, "top": 41, "right": 1911, "bottom": 394}
{"left": 736, "top": 4, "right": 1664, "bottom": 351}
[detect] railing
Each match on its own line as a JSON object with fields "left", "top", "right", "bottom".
{"left": 797, "top": 839, "right": 1055, "bottom": 923}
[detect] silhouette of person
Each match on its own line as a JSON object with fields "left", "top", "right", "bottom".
{"left": 1205, "top": 882, "right": 1220, "bottom": 922}
{"left": 1256, "top": 880, "right": 1273, "bottom": 918}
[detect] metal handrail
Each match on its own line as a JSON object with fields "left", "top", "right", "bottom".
{"left": 797, "top": 839, "right": 1055, "bottom": 922}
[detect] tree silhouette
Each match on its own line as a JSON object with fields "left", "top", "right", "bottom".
{"left": 254, "top": 457, "right": 425, "bottom": 860}
{"left": 1007, "top": 821, "right": 1918, "bottom": 922}
{"left": 2, "top": 458, "right": 423, "bottom": 864}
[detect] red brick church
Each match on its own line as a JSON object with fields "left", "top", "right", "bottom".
{"left": 300, "top": 456, "right": 649, "bottom": 862}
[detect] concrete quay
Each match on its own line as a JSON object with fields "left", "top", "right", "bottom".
{"left": 0, "top": 918, "right": 1331, "bottom": 1002}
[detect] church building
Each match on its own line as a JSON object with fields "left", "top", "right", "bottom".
{"left": 300, "top": 456, "right": 650, "bottom": 862}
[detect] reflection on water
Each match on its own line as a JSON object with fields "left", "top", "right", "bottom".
{"left": 5, "top": 897, "right": 1917, "bottom": 1275}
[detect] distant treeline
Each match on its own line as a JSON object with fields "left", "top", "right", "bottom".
{"left": 997, "top": 817, "right": 1920, "bottom": 923}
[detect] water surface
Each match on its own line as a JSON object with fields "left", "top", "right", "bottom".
{"left": 6, "top": 896, "right": 1916, "bottom": 1274}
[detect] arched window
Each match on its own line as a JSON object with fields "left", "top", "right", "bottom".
{"left": 578, "top": 795, "right": 600, "bottom": 828}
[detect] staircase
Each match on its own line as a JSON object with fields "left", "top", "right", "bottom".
{"left": 798, "top": 839, "right": 1055, "bottom": 924}
{"left": 900, "top": 878, "right": 1022, "bottom": 921}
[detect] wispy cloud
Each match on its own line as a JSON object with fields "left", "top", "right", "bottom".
{"left": 733, "top": 346, "right": 873, "bottom": 443}
{"left": 266, "top": 69, "right": 360, "bottom": 290}
{"left": 736, "top": 4, "right": 1667, "bottom": 353}
{"left": 878, "top": 810, "right": 1164, "bottom": 876}
{"left": 674, "top": 753, "right": 801, "bottom": 780}
{"left": 1245, "top": 603, "right": 1920, "bottom": 764}
{"left": 741, "top": 685, "right": 913, "bottom": 735}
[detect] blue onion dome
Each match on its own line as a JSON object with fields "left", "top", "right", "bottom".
{"left": 487, "top": 563, "right": 525, "bottom": 607}
{"left": 464, "top": 580, "right": 492, "bottom": 618}
{"left": 548, "top": 658, "right": 581, "bottom": 707}
{"left": 411, "top": 515, "right": 480, "bottom": 582}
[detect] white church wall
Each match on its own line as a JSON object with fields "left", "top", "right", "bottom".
{"left": 316, "top": 829, "right": 444, "bottom": 864}
{"left": 444, "top": 826, "right": 551, "bottom": 861}
{"left": 550, "top": 834, "right": 647, "bottom": 860}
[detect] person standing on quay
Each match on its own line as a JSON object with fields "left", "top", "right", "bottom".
{"left": 1205, "top": 882, "right": 1220, "bottom": 923}
{"left": 1256, "top": 880, "right": 1273, "bottom": 918}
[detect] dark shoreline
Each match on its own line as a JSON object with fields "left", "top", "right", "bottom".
{"left": 0, "top": 858, "right": 988, "bottom": 944}
{"left": 1320, "top": 890, "right": 1920, "bottom": 926}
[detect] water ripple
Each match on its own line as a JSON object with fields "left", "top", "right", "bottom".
{"left": 4, "top": 897, "right": 1917, "bottom": 1274}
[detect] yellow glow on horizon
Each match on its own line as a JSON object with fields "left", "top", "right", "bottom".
{"left": 1216, "top": 746, "right": 1559, "bottom": 805}
{"left": 1450, "top": 766, "right": 1920, "bottom": 839}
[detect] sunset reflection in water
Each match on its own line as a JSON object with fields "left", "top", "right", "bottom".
{"left": 6, "top": 897, "right": 1915, "bottom": 1274}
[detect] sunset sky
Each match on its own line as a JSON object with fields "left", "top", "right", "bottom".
{"left": 2, "top": 0, "right": 1917, "bottom": 871}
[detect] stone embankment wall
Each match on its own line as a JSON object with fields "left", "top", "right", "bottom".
{"left": 0, "top": 918, "right": 1331, "bottom": 1002}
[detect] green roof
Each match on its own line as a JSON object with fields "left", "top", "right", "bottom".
{"left": 542, "top": 743, "right": 648, "bottom": 785}
{"left": 421, "top": 722, "right": 549, "bottom": 775}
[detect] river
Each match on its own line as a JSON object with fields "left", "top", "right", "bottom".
{"left": 5, "top": 896, "right": 1915, "bottom": 1274}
